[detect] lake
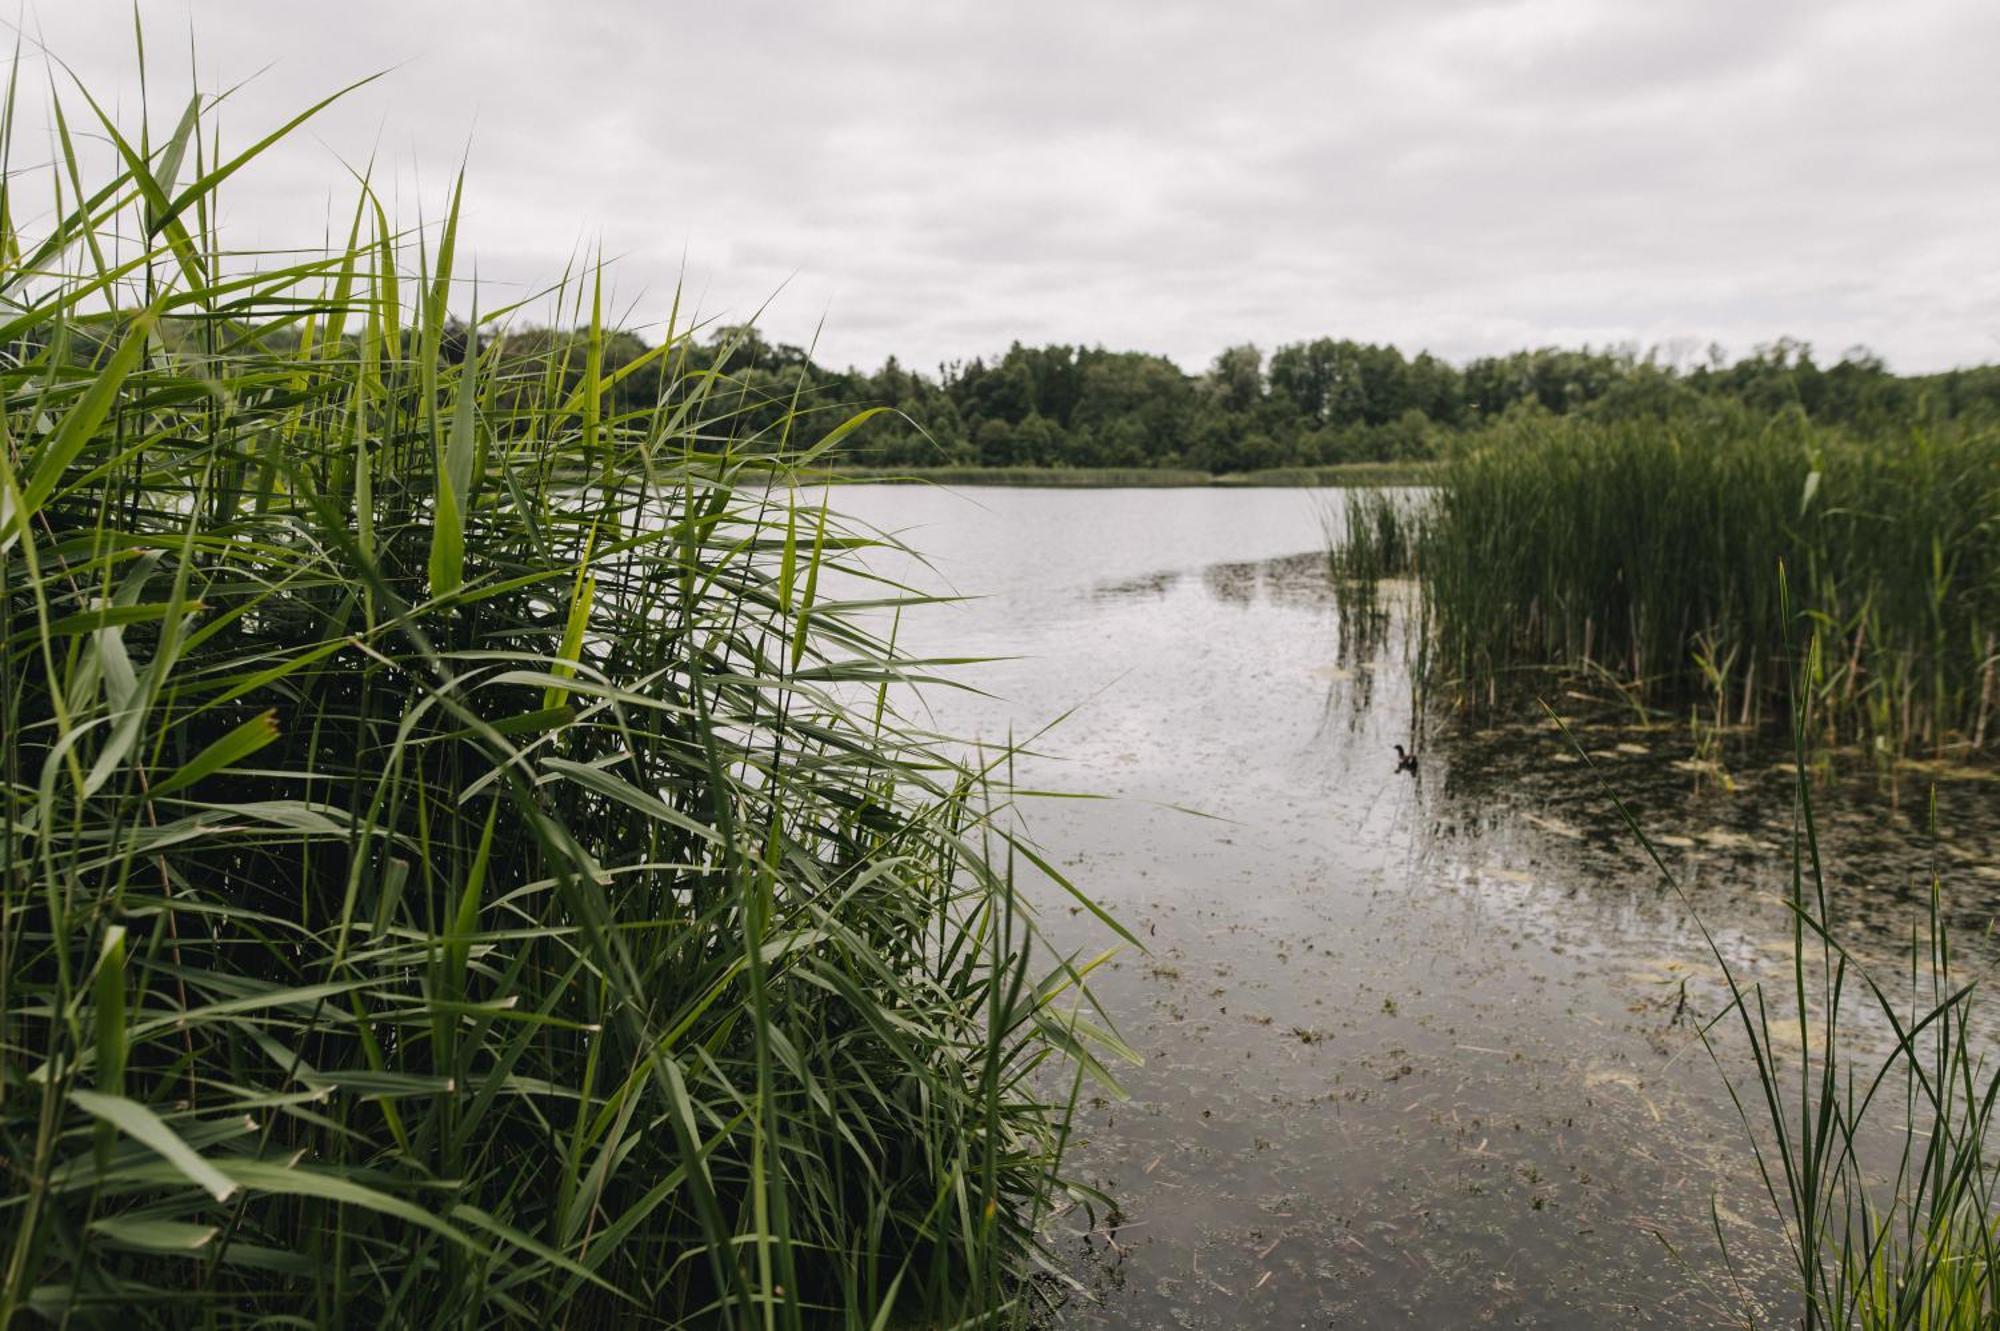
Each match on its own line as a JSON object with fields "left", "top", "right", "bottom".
{"left": 827, "top": 483, "right": 2000, "bottom": 1328}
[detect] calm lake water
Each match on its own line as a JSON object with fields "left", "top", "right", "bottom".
{"left": 829, "top": 484, "right": 2000, "bottom": 1328}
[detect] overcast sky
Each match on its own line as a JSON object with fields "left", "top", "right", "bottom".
{"left": 16, "top": 1, "right": 2000, "bottom": 373}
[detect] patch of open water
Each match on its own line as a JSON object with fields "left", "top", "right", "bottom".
{"left": 825, "top": 484, "right": 2000, "bottom": 1328}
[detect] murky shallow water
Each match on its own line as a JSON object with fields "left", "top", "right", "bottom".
{"left": 827, "top": 485, "right": 2000, "bottom": 1328}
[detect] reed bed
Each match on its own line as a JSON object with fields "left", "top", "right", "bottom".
{"left": 0, "top": 54, "right": 1127, "bottom": 1327}
{"left": 1336, "top": 412, "right": 2000, "bottom": 765}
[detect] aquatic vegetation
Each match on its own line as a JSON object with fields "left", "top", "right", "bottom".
{"left": 1326, "top": 488, "right": 1422, "bottom": 588}
{"left": 1358, "top": 405, "right": 2000, "bottom": 1318}
{"left": 1584, "top": 605, "right": 2000, "bottom": 1329}
{"left": 1627, "top": 768, "right": 2000, "bottom": 1329}
{"left": 0, "top": 55, "right": 1127, "bottom": 1326}
{"left": 1324, "top": 488, "right": 1427, "bottom": 685}
{"left": 1335, "top": 410, "right": 2000, "bottom": 768}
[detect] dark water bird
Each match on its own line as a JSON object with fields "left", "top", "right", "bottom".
{"left": 1394, "top": 744, "right": 1419, "bottom": 776}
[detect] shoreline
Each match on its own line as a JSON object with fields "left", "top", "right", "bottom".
{"left": 822, "top": 462, "right": 1435, "bottom": 487}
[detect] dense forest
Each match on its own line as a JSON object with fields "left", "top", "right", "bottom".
{"left": 508, "top": 325, "right": 2000, "bottom": 473}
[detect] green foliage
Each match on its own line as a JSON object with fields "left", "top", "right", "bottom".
{"left": 0, "top": 52, "right": 1127, "bottom": 1327}
{"left": 617, "top": 326, "right": 2000, "bottom": 479}
{"left": 1345, "top": 410, "right": 2000, "bottom": 765}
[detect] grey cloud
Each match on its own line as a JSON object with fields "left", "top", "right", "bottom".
{"left": 16, "top": 0, "right": 2000, "bottom": 372}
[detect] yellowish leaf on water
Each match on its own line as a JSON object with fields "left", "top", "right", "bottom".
{"left": 1625, "top": 959, "right": 1691, "bottom": 984}
{"left": 1523, "top": 812, "right": 1584, "bottom": 840}
{"left": 1757, "top": 1016, "right": 1830, "bottom": 1054}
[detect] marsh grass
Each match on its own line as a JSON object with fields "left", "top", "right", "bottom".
{"left": 1333, "top": 411, "right": 2000, "bottom": 769}
{"left": 1326, "top": 488, "right": 1420, "bottom": 587}
{"left": 1324, "top": 488, "right": 1424, "bottom": 673}
{"left": 0, "top": 46, "right": 1130, "bottom": 1327}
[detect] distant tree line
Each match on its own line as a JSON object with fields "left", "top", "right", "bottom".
{"left": 496, "top": 325, "right": 2000, "bottom": 474}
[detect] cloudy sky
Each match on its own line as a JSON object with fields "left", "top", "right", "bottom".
{"left": 16, "top": 1, "right": 2000, "bottom": 373}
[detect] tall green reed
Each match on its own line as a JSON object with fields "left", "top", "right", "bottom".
{"left": 0, "top": 47, "right": 1128, "bottom": 1327}
{"left": 1336, "top": 410, "right": 2000, "bottom": 766}
{"left": 1325, "top": 488, "right": 1420, "bottom": 588}
{"left": 1323, "top": 487, "right": 1424, "bottom": 666}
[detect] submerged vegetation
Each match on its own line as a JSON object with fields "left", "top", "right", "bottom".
{"left": 1331, "top": 411, "right": 2000, "bottom": 768}
{"left": 1599, "top": 626, "right": 2000, "bottom": 1329}
{"left": 0, "top": 58, "right": 1126, "bottom": 1326}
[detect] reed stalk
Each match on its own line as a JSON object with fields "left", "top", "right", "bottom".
{"left": 0, "top": 45, "right": 1128, "bottom": 1327}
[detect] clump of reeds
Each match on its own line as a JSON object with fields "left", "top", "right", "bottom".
{"left": 1327, "top": 488, "right": 1421, "bottom": 587}
{"left": 1340, "top": 409, "right": 2000, "bottom": 764}
{"left": 1324, "top": 488, "right": 1424, "bottom": 662}
{"left": 0, "top": 49, "right": 1127, "bottom": 1327}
